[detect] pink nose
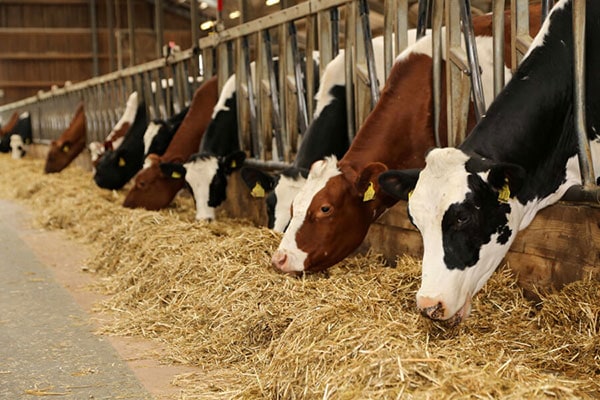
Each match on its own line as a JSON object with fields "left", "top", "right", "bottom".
{"left": 271, "top": 250, "right": 288, "bottom": 271}
{"left": 416, "top": 296, "right": 446, "bottom": 320}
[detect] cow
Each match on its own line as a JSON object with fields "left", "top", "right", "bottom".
{"left": 122, "top": 76, "right": 219, "bottom": 210}
{"left": 93, "top": 102, "right": 148, "bottom": 190}
{"left": 44, "top": 103, "right": 86, "bottom": 173}
{"left": 4, "top": 112, "right": 33, "bottom": 158}
{"left": 377, "top": 0, "right": 599, "bottom": 326}
{"left": 89, "top": 91, "right": 139, "bottom": 167}
{"left": 142, "top": 106, "right": 189, "bottom": 168}
{"left": 271, "top": 5, "right": 543, "bottom": 275}
{"left": 159, "top": 72, "right": 246, "bottom": 221}
{"left": 240, "top": 36, "right": 398, "bottom": 232}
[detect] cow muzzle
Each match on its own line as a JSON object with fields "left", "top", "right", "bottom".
{"left": 417, "top": 296, "right": 471, "bottom": 327}
{"left": 271, "top": 250, "right": 302, "bottom": 276}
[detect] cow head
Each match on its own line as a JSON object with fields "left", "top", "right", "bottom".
{"left": 271, "top": 156, "right": 390, "bottom": 274}
{"left": 123, "top": 154, "right": 186, "bottom": 210}
{"left": 45, "top": 140, "right": 74, "bottom": 173}
{"left": 181, "top": 150, "right": 246, "bottom": 221}
{"left": 378, "top": 147, "right": 526, "bottom": 325}
{"left": 10, "top": 135, "right": 26, "bottom": 159}
{"left": 93, "top": 146, "right": 137, "bottom": 190}
{"left": 241, "top": 167, "right": 308, "bottom": 232}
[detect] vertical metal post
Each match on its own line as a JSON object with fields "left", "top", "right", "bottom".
{"left": 90, "top": 0, "right": 99, "bottom": 76}
{"left": 263, "top": 30, "right": 283, "bottom": 160}
{"left": 416, "top": 0, "right": 431, "bottom": 39}
{"left": 243, "top": 35, "right": 260, "bottom": 158}
{"left": 344, "top": 2, "right": 356, "bottom": 142}
{"left": 432, "top": 0, "right": 443, "bottom": 148}
{"left": 572, "top": 0, "right": 595, "bottom": 188}
{"left": 289, "top": 22, "right": 309, "bottom": 136}
{"left": 460, "top": 0, "right": 485, "bottom": 121}
{"left": 331, "top": 8, "right": 340, "bottom": 57}
{"left": 358, "top": 0, "right": 379, "bottom": 107}
{"left": 126, "top": 0, "right": 136, "bottom": 67}
{"left": 155, "top": 0, "right": 164, "bottom": 59}
{"left": 541, "top": 0, "right": 554, "bottom": 22}
{"left": 492, "top": 0, "right": 506, "bottom": 99}
{"left": 190, "top": 0, "right": 201, "bottom": 81}
{"left": 305, "top": 14, "right": 316, "bottom": 122}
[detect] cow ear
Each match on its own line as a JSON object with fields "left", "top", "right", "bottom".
{"left": 222, "top": 150, "right": 246, "bottom": 174}
{"left": 487, "top": 163, "right": 526, "bottom": 202}
{"left": 160, "top": 162, "right": 187, "bottom": 180}
{"left": 354, "top": 162, "right": 388, "bottom": 202}
{"left": 240, "top": 167, "right": 276, "bottom": 198}
{"left": 378, "top": 169, "right": 421, "bottom": 201}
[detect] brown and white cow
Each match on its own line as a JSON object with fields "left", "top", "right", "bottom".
{"left": 272, "top": 5, "right": 543, "bottom": 274}
{"left": 0, "top": 112, "right": 19, "bottom": 137}
{"left": 44, "top": 103, "right": 86, "bottom": 173}
{"left": 89, "top": 91, "right": 138, "bottom": 167}
{"left": 122, "top": 76, "right": 219, "bottom": 210}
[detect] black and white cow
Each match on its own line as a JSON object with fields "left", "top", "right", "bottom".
{"left": 378, "top": 0, "right": 600, "bottom": 326}
{"left": 239, "top": 37, "right": 401, "bottom": 232}
{"left": 160, "top": 72, "right": 246, "bottom": 221}
{"left": 0, "top": 112, "right": 32, "bottom": 157}
{"left": 142, "top": 106, "right": 189, "bottom": 168}
{"left": 93, "top": 103, "right": 148, "bottom": 190}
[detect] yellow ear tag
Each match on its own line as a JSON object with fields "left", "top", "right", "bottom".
{"left": 231, "top": 160, "right": 237, "bottom": 168}
{"left": 408, "top": 190, "right": 414, "bottom": 200}
{"left": 251, "top": 182, "right": 265, "bottom": 198}
{"left": 171, "top": 171, "right": 182, "bottom": 179}
{"left": 62, "top": 145, "right": 70, "bottom": 153}
{"left": 498, "top": 179, "right": 510, "bottom": 203}
{"left": 363, "top": 181, "right": 376, "bottom": 202}
{"left": 118, "top": 157, "right": 126, "bottom": 167}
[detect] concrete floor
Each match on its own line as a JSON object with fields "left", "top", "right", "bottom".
{"left": 0, "top": 200, "right": 152, "bottom": 399}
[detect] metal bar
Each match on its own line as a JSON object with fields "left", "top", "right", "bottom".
{"left": 572, "top": 0, "right": 595, "bottom": 188}
{"left": 263, "top": 30, "right": 284, "bottom": 161}
{"left": 358, "top": 0, "right": 379, "bottom": 107}
{"left": 511, "top": 0, "right": 530, "bottom": 71}
{"left": 305, "top": 14, "right": 317, "bottom": 122}
{"left": 432, "top": 0, "right": 443, "bottom": 148}
{"left": 416, "top": 0, "right": 431, "bottom": 39}
{"left": 331, "top": 7, "right": 340, "bottom": 56}
{"left": 492, "top": 0, "right": 506, "bottom": 98}
{"left": 243, "top": 35, "right": 260, "bottom": 158}
{"left": 384, "top": 0, "right": 395, "bottom": 78}
{"left": 460, "top": 0, "right": 486, "bottom": 121}
{"left": 289, "top": 21, "right": 309, "bottom": 136}
{"left": 541, "top": 0, "right": 554, "bottom": 22}
{"left": 344, "top": 1, "right": 356, "bottom": 142}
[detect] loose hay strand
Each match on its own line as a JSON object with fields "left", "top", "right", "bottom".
{"left": 0, "top": 154, "right": 599, "bottom": 399}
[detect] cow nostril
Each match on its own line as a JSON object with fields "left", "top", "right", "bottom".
{"left": 271, "top": 252, "right": 288, "bottom": 270}
{"left": 420, "top": 302, "right": 445, "bottom": 320}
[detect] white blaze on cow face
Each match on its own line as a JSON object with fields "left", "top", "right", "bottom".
{"left": 272, "top": 157, "right": 341, "bottom": 273}
{"left": 10, "top": 135, "right": 25, "bottom": 159}
{"left": 184, "top": 156, "right": 219, "bottom": 221}
{"left": 408, "top": 148, "right": 523, "bottom": 324}
{"left": 272, "top": 174, "right": 307, "bottom": 233}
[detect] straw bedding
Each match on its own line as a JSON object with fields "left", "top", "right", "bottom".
{"left": 0, "top": 154, "right": 598, "bottom": 399}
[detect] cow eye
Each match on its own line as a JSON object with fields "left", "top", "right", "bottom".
{"left": 456, "top": 215, "right": 471, "bottom": 227}
{"left": 318, "top": 204, "right": 333, "bottom": 217}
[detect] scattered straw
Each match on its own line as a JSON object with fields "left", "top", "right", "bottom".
{"left": 1, "top": 154, "right": 598, "bottom": 399}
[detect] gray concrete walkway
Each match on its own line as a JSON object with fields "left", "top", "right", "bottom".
{"left": 0, "top": 202, "right": 152, "bottom": 399}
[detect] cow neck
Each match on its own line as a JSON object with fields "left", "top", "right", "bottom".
{"left": 461, "top": 2, "right": 599, "bottom": 201}
{"left": 199, "top": 92, "right": 239, "bottom": 156}
{"left": 339, "top": 52, "right": 439, "bottom": 174}
{"left": 161, "top": 77, "right": 218, "bottom": 163}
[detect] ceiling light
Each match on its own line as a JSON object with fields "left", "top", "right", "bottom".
{"left": 265, "top": 0, "right": 280, "bottom": 6}
{"left": 200, "top": 20, "right": 215, "bottom": 30}
{"left": 199, "top": 2, "right": 208, "bottom": 9}
{"left": 229, "top": 10, "right": 240, "bottom": 19}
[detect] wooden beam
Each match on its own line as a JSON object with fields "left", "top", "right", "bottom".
{"left": 0, "top": 52, "right": 114, "bottom": 60}
{"left": 0, "top": 0, "right": 88, "bottom": 4}
{"left": 0, "top": 80, "right": 67, "bottom": 88}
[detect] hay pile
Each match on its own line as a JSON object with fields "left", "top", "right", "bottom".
{"left": 0, "top": 154, "right": 598, "bottom": 399}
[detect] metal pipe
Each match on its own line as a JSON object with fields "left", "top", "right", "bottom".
{"left": 416, "top": 0, "right": 431, "bottom": 39}
{"left": 331, "top": 8, "right": 340, "bottom": 56}
{"left": 358, "top": 0, "right": 379, "bottom": 106}
{"left": 541, "top": 0, "right": 554, "bottom": 22}
{"left": 431, "top": 0, "right": 442, "bottom": 148}
{"left": 263, "top": 30, "right": 284, "bottom": 161}
{"left": 460, "top": 0, "right": 486, "bottom": 121}
{"left": 289, "top": 22, "right": 309, "bottom": 136}
{"left": 243, "top": 35, "right": 260, "bottom": 158}
{"left": 492, "top": 0, "right": 506, "bottom": 99}
{"left": 106, "top": 0, "right": 115, "bottom": 72}
{"left": 572, "top": 0, "right": 596, "bottom": 188}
